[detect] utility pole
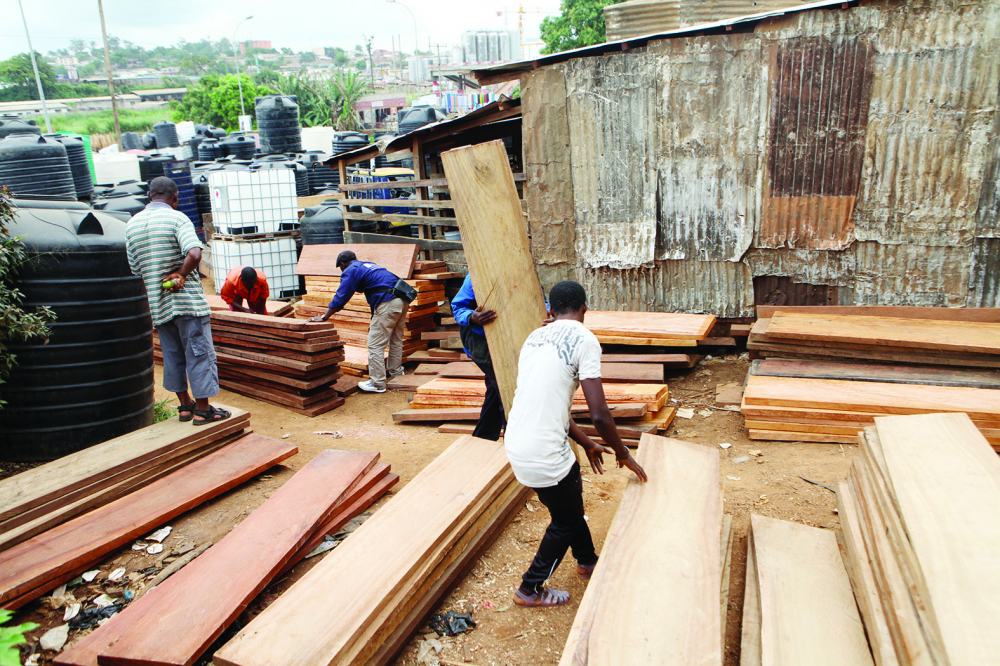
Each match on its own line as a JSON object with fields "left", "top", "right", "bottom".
{"left": 364, "top": 35, "right": 375, "bottom": 84}
{"left": 17, "top": 0, "right": 51, "bottom": 133}
{"left": 96, "top": 0, "right": 121, "bottom": 148}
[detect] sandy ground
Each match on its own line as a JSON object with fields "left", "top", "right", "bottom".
{"left": 12, "top": 351, "right": 853, "bottom": 666}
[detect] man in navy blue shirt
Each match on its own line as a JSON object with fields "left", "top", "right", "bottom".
{"left": 452, "top": 274, "right": 504, "bottom": 440}
{"left": 308, "top": 250, "right": 408, "bottom": 393}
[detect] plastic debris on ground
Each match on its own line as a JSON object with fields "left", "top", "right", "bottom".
{"left": 732, "top": 456, "right": 750, "bottom": 464}
{"left": 39, "top": 624, "right": 69, "bottom": 651}
{"left": 108, "top": 567, "right": 126, "bottom": 582}
{"left": 63, "top": 603, "right": 81, "bottom": 621}
{"left": 429, "top": 611, "right": 477, "bottom": 636}
{"left": 81, "top": 570, "right": 100, "bottom": 583}
{"left": 146, "top": 543, "right": 164, "bottom": 555}
{"left": 92, "top": 594, "right": 116, "bottom": 608}
{"left": 70, "top": 603, "right": 126, "bottom": 630}
{"left": 25, "top": 654, "right": 39, "bottom": 666}
{"left": 697, "top": 409, "right": 713, "bottom": 418}
{"left": 281, "top": 433, "right": 292, "bottom": 439}
{"left": 131, "top": 540, "right": 149, "bottom": 551}
{"left": 726, "top": 476, "right": 741, "bottom": 481}
{"left": 676, "top": 408, "right": 695, "bottom": 419}
{"left": 719, "top": 442, "right": 731, "bottom": 449}
{"left": 314, "top": 431, "right": 344, "bottom": 438}
{"left": 305, "top": 514, "right": 369, "bottom": 559}
{"left": 147, "top": 526, "right": 172, "bottom": 543}
{"left": 416, "top": 638, "right": 443, "bottom": 666}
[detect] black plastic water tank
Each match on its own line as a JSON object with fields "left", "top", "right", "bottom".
{"left": 93, "top": 191, "right": 147, "bottom": 217}
{"left": 220, "top": 133, "right": 256, "bottom": 159}
{"left": 162, "top": 160, "right": 201, "bottom": 235}
{"left": 47, "top": 134, "right": 94, "bottom": 200}
{"left": 122, "top": 132, "right": 143, "bottom": 151}
{"left": 308, "top": 162, "right": 339, "bottom": 192}
{"left": 0, "top": 133, "right": 75, "bottom": 200}
{"left": 398, "top": 106, "right": 447, "bottom": 134}
{"left": 332, "top": 131, "right": 367, "bottom": 155}
{"left": 0, "top": 200, "right": 155, "bottom": 460}
{"left": 153, "top": 120, "right": 180, "bottom": 148}
{"left": 198, "top": 138, "right": 222, "bottom": 160}
{"left": 374, "top": 134, "right": 395, "bottom": 168}
{"left": 256, "top": 95, "right": 302, "bottom": 154}
{"left": 139, "top": 153, "right": 175, "bottom": 181}
{"left": 109, "top": 179, "right": 148, "bottom": 197}
{"left": 300, "top": 201, "right": 345, "bottom": 244}
{"left": 141, "top": 131, "right": 157, "bottom": 150}
{"left": 0, "top": 116, "right": 41, "bottom": 139}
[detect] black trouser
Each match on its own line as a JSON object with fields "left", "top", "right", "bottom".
{"left": 520, "top": 462, "right": 597, "bottom": 595}
{"left": 472, "top": 360, "right": 505, "bottom": 441}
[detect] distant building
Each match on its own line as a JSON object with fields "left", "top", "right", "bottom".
{"left": 53, "top": 55, "right": 78, "bottom": 66}
{"left": 312, "top": 47, "right": 325, "bottom": 57}
{"left": 240, "top": 40, "right": 272, "bottom": 54}
{"left": 459, "top": 30, "right": 520, "bottom": 64}
{"left": 134, "top": 88, "right": 187, "bottom": 103}
{"left": 408, "top": 54, "right": 451, "bottom": 83}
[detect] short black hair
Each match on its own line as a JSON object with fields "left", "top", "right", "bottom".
{"left": 336, "top": 250, "right": 357, "bottom": 269}
{"left": 240, "top": 266, "right": 258, "bottom": 287}
{"left": 548, "top": 280, "right": 587, "bottom": 315}
{"left": 148, "top": 176, "right": 177, "bottom": 199}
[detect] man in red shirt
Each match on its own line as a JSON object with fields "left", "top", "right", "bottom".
{"left": 220, "top": 266, "right": 269, "bottom": 315}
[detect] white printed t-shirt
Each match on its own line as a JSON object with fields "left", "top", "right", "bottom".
{"left": 504, "top": 319, "right": 603, "bottom": 488}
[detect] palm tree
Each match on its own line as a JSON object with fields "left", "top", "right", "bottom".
{"left": 330, "top": 71, "right": 370, "bottom": 131}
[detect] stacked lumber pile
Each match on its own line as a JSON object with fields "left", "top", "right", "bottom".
{"left": 0, "top": 432, "right": 294, "bottom": 610}
{"left": 203, "top": 294, "right": 293, "bottom": 317}
{"left": 0, "top": 406, "right": 249, "bottom": 553}
{"left": 584, "top": 310, "right": 717, "bottom": 348}
{"left": 560, "top": 435, "right": 730, "bottom": 664}
{"left": 749, "top": 308, "right": 1000, "bottom": 367}
{"left": 741, "top": 365, "right": 1000, "bottom": 446}
{"left": 212, "top": 436, "right": 529, "bottom": 666}
{"left": 741, "top": 514, "right": 874, "bottom": 666}
{"left": 838, "top": 413, "right": 1000, "bottom": 666}
{"left": 56, "top": 451, "right": 398, "bottom": 666}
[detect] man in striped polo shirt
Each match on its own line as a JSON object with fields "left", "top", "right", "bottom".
{"left": 125, "top": 177, "right": 231, "bottom": 426}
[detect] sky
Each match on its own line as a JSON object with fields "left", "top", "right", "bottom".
{"left": 2, "top": 0, "right": 564, "bottom": 62}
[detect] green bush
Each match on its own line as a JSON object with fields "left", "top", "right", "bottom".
{"left": 0, "top": 609, "right": 38, "bottom": 666}
{"left": 37, "top": 108, "right": 173, "bottom": 136}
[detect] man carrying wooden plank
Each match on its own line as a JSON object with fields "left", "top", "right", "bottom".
{"left": 451, "top": 274, "right": 504, "bottom": 440}
{"left": 308, "top": 250, "right": 415, "bottom": 393}
{"left": 506, "top": 281, "right": 647, "bottom": 608}
{"left": 220, "top": 266, "right": 269, "bottom": 315}
{"left": 125, "top": 176, "right": 231, "bottom": 425}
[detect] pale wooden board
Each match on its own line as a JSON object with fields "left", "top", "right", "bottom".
{"left": 584, "top": 310, "right": 716, "bottom": 341}
{"left": 874, "top": 413, "right": 1000, "bottom": 665}
{"left": 294, "top": 243, "right": 418, "bottom": 278}
{"left": 766, "top": 312, "right": 1000, "bottom": 355}
{"left": 720, "top": 513, "right": 734, "bottom": 655}
{"left": 213, "top": 436, "right": 512, "bottom": 666}
{"left": 757, "top": 305, "right": 1000, "bottom": 322}
{"left": 751, "top": 514, "right": 874, "bottom": 666}
{"left": 560, "top": 435, "right": 722, "bottom": 665}
{"left": 740, "top": 525, "right": 762, "bottom": 666}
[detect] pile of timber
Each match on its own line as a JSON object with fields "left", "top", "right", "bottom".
{"left": 748, "top": 307, "right": 1000, "bottom": 367}
{"left": 0, "top": 431, "right": 295, "bottom": 610}
{"left": 203, "top": 294, "right": 293, "bottom": 317}
{"left": 838, "top": 413, "right": 1000, "bottom": 666}
{"left": 213, "top": 312, "right": 346, "bottom": 416}
{"left": 583, "top": 310, "right": 717, "bottom": 348}
{"left": 561, "top": 435, "right": 731, "bottom": 664}
{"left": 55, "top": 450, "right": 397, "bottom": 666}
{"left": 0, "top": 407, "right": 250, "bottom": 554}
{"left": 212, "top": 436, "right": 528, "bottom": 666}
{"left": 741, "top": 361, "right": 1000, "bottom": 446}
{"left": 741, "top": 513, "right": 874, "bottom": 666}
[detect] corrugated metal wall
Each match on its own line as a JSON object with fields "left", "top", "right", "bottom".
{"left": 605, "top": 0, "right": 813, "bottom": 42}
{"left": 521, "top": 0, "right": 1000, "bottom": 316}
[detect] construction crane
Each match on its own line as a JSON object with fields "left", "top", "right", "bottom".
{"left": 498, "top": 6, "right": 548, "bottom": 59}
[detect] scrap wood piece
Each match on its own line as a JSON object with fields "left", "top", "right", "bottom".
{"left": 560, "top": 435, "right": 722, "bottom": 665}
{"left": 0, "top": 434, "right": 296, "bottom": 608}
{"left": 715, "top": 383, "right": 744, "bottom": 407}
{"left": 0, "top": 407, "right": 249, "bottom": 529}
{"left": 749, "top": 514, "right": 874, "bottom": 666}
{"left": 295, "top": 243, "right": 418, "bottom": 278}
{"left": 213, "top": 436, "right": 513, "bottom": 666}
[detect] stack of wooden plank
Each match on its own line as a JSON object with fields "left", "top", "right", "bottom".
{"left": 203, "top": 294, "right": 293, "bottom": 317}
{"left": 55, "top": 450, "right": 398, "bottom": 666}
{"left": 584, "top": 310, "right": 717, "bottom": 347}
{"left": 0, "top": 432, "right": 295, "bottom": 610}
{"left": 560, "top": 435, "right": 729, "bottom": 664}
{"left": 212, "top": 436, "right": 529, "bottom": 666}
{"left": 749, "top": 307, "right": 1000, "bottom": 367}
{"left": 837, "top": 413, "right": 1000, "bottom": 666}
{"left": 741, "top": 514, "right": 874, "bottom": 666}
{"left": 741, "top": 369, "right": 1000, "bottom": 446}
{"left": 0, "top": 407, "right": 249, "bottom": 553}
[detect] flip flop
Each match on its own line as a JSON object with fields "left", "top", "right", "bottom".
{"left": 513, "top": 587, "right": 570, "bottom": 608}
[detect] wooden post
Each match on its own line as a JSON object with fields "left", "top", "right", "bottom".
{"left": 412, "top": 136, "right": 431, "bottom": 259}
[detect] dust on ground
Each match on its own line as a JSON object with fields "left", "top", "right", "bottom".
{"left": 12, "top": 351, "right": 852, "bottom": 666}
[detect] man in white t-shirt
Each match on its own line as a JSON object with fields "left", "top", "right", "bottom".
{"left": 505, "top": 280, "right": 648, "bottom": 608}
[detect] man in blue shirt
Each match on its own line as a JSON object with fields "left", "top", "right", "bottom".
{"left": 451, "top": 274, "right": 504, "bottom": 440}
{"left": 308, "top": 250, "right": 408, "bottom": 393}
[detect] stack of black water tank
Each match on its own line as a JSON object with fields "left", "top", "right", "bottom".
{"left": 220, "top": 133, "right": 256, "bottom": 159}
{"left": 255, "top": 154, "right": 309, "bottom": 197}
{"left": 327, "top": 131, "right": 368, "bottom": 189}
{"left": 398, "top": 106, "right": 448, "bottom": 134}
{"left": 91, "top": 180, "right": 148, "bottom": 220}
{"left": 0, "top": 133, "right": 76, "bottom": 201}
{"left": 153, "top": 120, "right": 180, "bottom": 148}
{"left": 122, "top": 132, "right": 143, "bottom": 151}
{"left": 141, "top": 131, "right": 157, "bottom": 150}
{"left": 300, "top": 200, "right": 345, "bottom": 245}
{"left": 0, "top": 200, "right": 155, "bottom": 460}
{"left": 138, "top": 153, "right": 175, "bottom": 181}
{"left": 198, "top": 138, "right": 223, "bottom": 160}
{"left": 374, "top": 134, "right": 394, "bottom": 168}
{"left": 295, "top": 151, "right": 331, "bottom": 195}
{"left": 46, "top": 134, "right": 94, "bottom": 200}
{"left": 0, "top": 116, "right": 41, "bottom": 139}
{"left": 256, "top": 95, "right": 302, "bottom": 154}
{"left": 163, "top": 160, "right": 202, "bottom": 237}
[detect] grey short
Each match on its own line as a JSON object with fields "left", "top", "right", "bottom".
{"left": 156, "top": 315, "right": 220, "bottom": 400}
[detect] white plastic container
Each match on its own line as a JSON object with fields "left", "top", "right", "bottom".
{"left": 92, "top": 153, "right": 141, "bottom": 184}
{"left": 301, "top": 126, "right": 335, "bottom": 156}
{"left": 208, "top": 168, "right": 298, "bottom": 235}
{"left": 212, "top": 236, "right": 300, "bottom": 299}
{"left": 175, "top": 121, "right": 196, "bottom": 143}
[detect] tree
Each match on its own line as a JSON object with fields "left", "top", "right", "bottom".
{"left": 0, "top": 53, "right": 56, "bottom": 101}
{"left": 354, "top": 60, "right": 367, "bottom": 71}
{"left": 170, "top": 74, "right": 271, "bottom": 131}
{"left": 539, "top": 0, "right": 624, "bottom": 55}
{"left": 300, "top": 51, "right": 317, "bottom": 63}
{"left": 329, "top": 71, "right": 370, "bottom": 131}
{"left": 280, "top": 47, "right": 293, "bottom": 55}
{"left": 179, "top": 55, "right": 211, "bottom": 75}
{"left": 69, "top": 39, "right": 87, "bottom": 55}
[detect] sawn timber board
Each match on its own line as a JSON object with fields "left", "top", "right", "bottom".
{"left": 751, "top": 359, "right": 1000, "bottom": 390}
{"left": 295, "top": 243, "right": 418, "bottom": 278}
{"left": 583, "top": 311, "right": 716, "bottom": 341}
{"left": 756, "top": 305, "right": 1000, "bottom": 322}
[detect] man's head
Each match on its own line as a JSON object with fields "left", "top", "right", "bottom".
{"left": 148, "top": 176, "right": 178, "bottom": 209}
{"left": 240, "top": 266, "right": 258, "bottom": 292}
{"left": 548, "top": 280, "right": 588, "bottom": 322}
{"left": 336, "top": 250, "right": 357, "bottom": 271}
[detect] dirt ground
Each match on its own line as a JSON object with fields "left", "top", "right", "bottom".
{"left": 13, "top": 350, "right": 854, "bottom": 666}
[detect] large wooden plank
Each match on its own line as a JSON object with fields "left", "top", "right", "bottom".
{"left": 0, "top": 434, "right": 296, "bottom": 607}
{"left": 294, "top": 243, "right": 418, "bottom": 278}
{"left": 751, "top": 358, "right": 1000, "bottom": 389}
{"left": 342, "top": 231, "right": 464, "bottom": 252}
{"left": 874, "top": 413, "right": 1000, "bottom": 665}
{"left": 584, "top": 311, "right": 716, "bottom": 341}
{"left": 0, "top": 407, "right": 248, "bottom": 528}
{"left": 601, "top": 353, "right": 698, "bottom": 367}
{"left": 213, "top": 436, "right": 513, "bottom": 666}
{"left": 750, "top": 514, "right": 874, "bottom": 666}
{"left": 766, "top": 312, "right": 1000, "bottom": 355}
{"left": 560, "top": 435, "right": 721, "bottom": 665}
{"left": 757, "top": 305, "right": 1000, "bottom": 322}
{"left": 740, "top": 523, "right": 762, "bottom": 666}
{"left": 210, "top": 310, "right": 338, "bottom": 334}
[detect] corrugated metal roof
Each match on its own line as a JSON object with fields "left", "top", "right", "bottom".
{"left": 853, "top": 241, "right": 972, "bottom": 308}
{"left": 605, "top": 0, "right": 813, "bottom": 42}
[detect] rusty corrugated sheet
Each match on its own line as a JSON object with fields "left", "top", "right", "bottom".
{"left": 976, "top": 119, "right": 1000, "bottom": 238}
{"left": 756, "top": 36, "right": 874, "bottom": 250}
{"left": 604, "top": 0, "right": 818, "bottom": 42}
{"left": 970, "top": 238, "right": 1000, "bottom": 307}
{"left": 752, "top": 276, "right": 853, "bottom": 307}
{"left": 853, "top": 241, "right": 972, "bottom": 308}
{"left": 652, "top": 35, "right": 761, "bottom": 262}
{"left": 576, "top": 260, "right": 754, "bottom": 318}
{"left": 566, "top": 53, "right": 658, "bottom": 269}
{"left": 742, "top": 247, "right": 855, "bottom": 286}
